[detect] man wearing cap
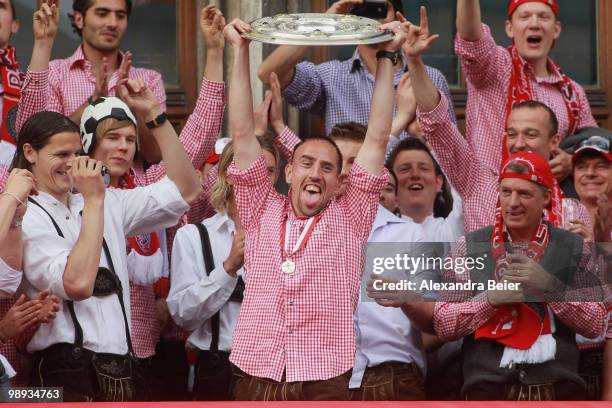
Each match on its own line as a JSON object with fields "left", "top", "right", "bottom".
{"left": 257, "top": 0, "right": 455, "bottom": 139}
{"left": 401, "top": 13, "right": 591, "bottom": 237}
{"left": 432, "top": 151, "right": 606, "bottom": 400}
{"left": 456, "top": 0, "right": 596, "bottom": 180}
{"left": 573, "top": 135, "right": 612, "bottom": 234}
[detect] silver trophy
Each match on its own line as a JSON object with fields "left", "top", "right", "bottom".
{"left": 242, "top": 13, "right": 394, "bottom": 46}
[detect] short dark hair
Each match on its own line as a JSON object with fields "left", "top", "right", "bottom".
{"left": 292, "top": 136, "right": 343, "bottom": 175}
{"left": 11, "top": 112, "right": 80, "bottom": 171}
{"left": 69, "top": 0, "right": 133, "bottom": 37}
{"left": 329, "top": 121, "right": 367, "bottom": 144}
{"left": 386, "top": 137, "right": 454, "bottom": 218}
{"left": 512, "top": 100, "right": 559, "bottom": 138}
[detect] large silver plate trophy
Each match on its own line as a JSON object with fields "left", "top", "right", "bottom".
{"left": 242, "top": 13, "right": 394, "bottom": 46}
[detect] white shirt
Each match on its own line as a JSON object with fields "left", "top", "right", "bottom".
{"left": 0, "top": 257, "right": 20, "bottom": 378}
{"left": 168, "top": 212, "right": 242, "bottom": 352}
{"left": 21, "top": 176, "right": 189, "bottom": 354}
{"left": 350, "top": 206, "right": 430, "bottom": 388}
{"left": 402, "top": 188, "right": 464, "bottom": 243}
{"left": 0, "top": 141, "right": 15, "bottom": 168}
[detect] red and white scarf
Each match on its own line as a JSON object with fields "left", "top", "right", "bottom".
{"left": 0, "top": 46, "right": 24, "bottom": 145}
{"left": 476, "top": 212, "right": 556, "bottom": 367}
{"left": 503, "top": 45, "right": 581, "bottom": 166}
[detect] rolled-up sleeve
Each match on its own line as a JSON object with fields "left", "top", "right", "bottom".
{"left": 282, "top": 61, "right": 326, "bottom": 116}
{"left": 227, "top": 155, "right": 276, "bottom": 233}
{"left": 342, "top": 161, "right": 388, "bottom": 240}
{"left": 455, "top": 24, "right": 511, "bottom": 89}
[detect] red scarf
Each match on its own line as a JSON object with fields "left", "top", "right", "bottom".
{"left": 475, "top": 211, "right": 552, "bottom": 350}
{"left": 115, "top": 174, "right": 161, "bottom": 256}
{"left": 503, "top": 45, "right": 581, "bottom": 166}
{"left": 0, "top": 46, "right": 24, "bottom": 145}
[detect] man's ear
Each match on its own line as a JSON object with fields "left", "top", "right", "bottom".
{"left": 23, "top": 143, "right": 36, "bottom": 165}
{"left": 10, "top": 19, "right": 18, "bottom": 35}
{"left": 505, "top": 19, "right": 514, "bottom": 40}
{"left": 285, "top": 162, "right": 293, "bottom": 185}
{"left": 435, "top": 174, "right": 444, "bottom": 193}
{"left": 74, "top": 11, "right": 84, "bottom": 31}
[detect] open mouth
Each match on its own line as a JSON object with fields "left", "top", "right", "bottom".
{"left": 527, "top": 35, "right": 543, "bottom": 45}
{"left": 408, "top": 183, "right": 424, "bottom": 192}
{"left": 302, "top": 184, "right": 322, "bottom": 208}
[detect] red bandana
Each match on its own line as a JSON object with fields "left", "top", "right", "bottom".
{"left": 0, "top": 46, "right": 24, "bottom": 145}
{"left": 503, "top": 45, "right": 581, "bottom": 166}
{"left": 507, "top": 0, "right": 559, "bottom": 19}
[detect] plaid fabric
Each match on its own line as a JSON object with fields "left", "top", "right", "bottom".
{"left": 16, "top": 46, "right": 165, "bottom": 133}
{"left": 456, "top": 24, "right": 596, "bottom": 172}
{"left": 419, "top": 94, "right": 593, "bottom": 233}
{"left": 283, "top": 49, "right": 455, "bottom": 137}
{"left": 129, "top": 282, "right": 160, "bottom": 358}
{"left": 227, "top": 155, "right": 387, "bottom": 382}
{"left": 433, "top": 236, "right": 606, "bottom": 341}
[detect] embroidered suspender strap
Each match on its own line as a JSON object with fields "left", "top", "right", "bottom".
{"left": 194, "top": 223, "right": 221, "bottom": 353}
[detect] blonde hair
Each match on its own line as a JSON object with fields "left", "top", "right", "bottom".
{"left": 209, "top": 135, "right": 280, "bottom": 214}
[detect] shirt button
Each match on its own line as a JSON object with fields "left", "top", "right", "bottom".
{"left": 288, "top": 301, "right": 294, "bottom": 306}
{"left": 519, "top": 370, "right": 527, "bottom": 382}
{"left": 288, "top": 328, "right": 292, "bottom": 334}
{"left": 65, "top": 216, "right": 70, "bottom": 220}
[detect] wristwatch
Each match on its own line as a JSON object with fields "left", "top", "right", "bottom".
{"left": 145, "top": 112, "right": 168, "bottom": 129}
{"left": 376, "top": 50, "right": 400, "bottom": 65}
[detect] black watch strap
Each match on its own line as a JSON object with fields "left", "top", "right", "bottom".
{"left": 376, "top": 50, "right": 400, "bottom": 65}
{"left": 146, "top": 112, "right": 168, "bottom": 129}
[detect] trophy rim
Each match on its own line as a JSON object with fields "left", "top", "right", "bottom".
{"left": 242, "top": 13, "right": 395, "bottom": 46}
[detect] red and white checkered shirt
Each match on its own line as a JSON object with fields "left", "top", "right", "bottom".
{"left": 227, "top": 155, "right": 387, "bottom": 382}
{"left": 0, "top": 166, "right": 25, "bottom": 386}
{"left": 16, "top": 47, "right": 165, "bottom": 132}
{"left": 419, "top": 94, "right": 593, "bottom": 234}
{"left": 129, "top": 282, "right": 159, "bottom": 358}
{"left": 433, "top": 236, "right": 606, "bottom": 341}
{"left": 456, "top": 24, "right": 596, "bottom": 172}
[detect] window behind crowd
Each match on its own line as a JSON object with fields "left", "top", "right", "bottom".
{"left": 12, "top": 0, "right": 178, "bottom": 87}
{"left": 324, "top": 0, "right": 598, "bottom": 87}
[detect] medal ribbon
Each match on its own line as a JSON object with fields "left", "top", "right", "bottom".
{"left": 281, "top": 215, "right": 320, "bottom": 261}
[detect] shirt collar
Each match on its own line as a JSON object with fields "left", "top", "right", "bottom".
{"left": 208, "top": 212, "right": 235, "bottom": 233}
{"left": 33, "top": 191, "right": 81, "bottom": 211}
{"left": 518, "top": 53, "right": 564, "bottom": 84}
{"left": 67, "top": 46, "right": 126, "bottom": 71}
{"left": 372, "top": 205, "right": 406, "bottom": 231}
{"left": 401, "top": 212, "right": 435, "bottom": 226}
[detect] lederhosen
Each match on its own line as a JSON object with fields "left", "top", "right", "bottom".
{"left": 191, "top": 223, "right": 244, "bottom": 401}
{"left": 28, "top": 198, "right": 143, "bottom": 402}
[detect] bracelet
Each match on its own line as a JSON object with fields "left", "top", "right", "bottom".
{"left": 0, "top": 192, "right": 25, "bottom": 207}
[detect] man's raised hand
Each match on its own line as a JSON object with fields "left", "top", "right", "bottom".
{"left": 400, "top": 6, "right": 440, "bottom": 59}
{"left": 33, "top": 0, "right": 60, "bottom": 43}
{"left": 223, "top": 18, "right": 251, "bottom": 49}
{"left": 117, "top": 78, "right": 162, "bottom": 121}
{"left": 201, "top": 5, "right": 226, "bottom": 51}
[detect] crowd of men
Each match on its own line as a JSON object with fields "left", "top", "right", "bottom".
{"left": 0, "top": 0, "right": 610, "bottom": 402}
